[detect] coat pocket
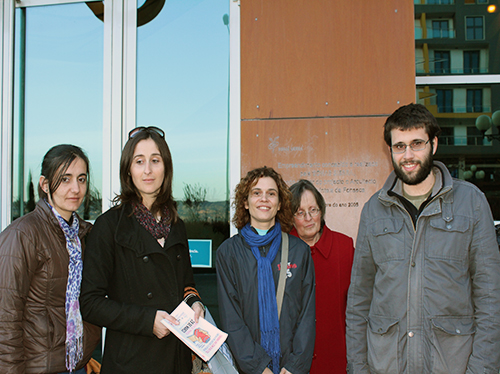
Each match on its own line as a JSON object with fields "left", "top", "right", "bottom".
{"left": 430, "top": 316, "right": 475, "bottom": 374}
{"left": 367, "top": 315, "right": 400, "bottom": 374}
{"left": 370, "top": 218, "right": 405, "bottom": 263}
{"left": 427, "top": 216, "right": 471, "bottom": 261}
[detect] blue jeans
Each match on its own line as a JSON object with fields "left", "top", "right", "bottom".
{"left": 58, "top": 367, "right": 87, "bottom": 374}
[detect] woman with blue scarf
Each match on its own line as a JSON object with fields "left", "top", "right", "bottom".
{"left": 216, "top": 166, "right": 316, "bottom": 374}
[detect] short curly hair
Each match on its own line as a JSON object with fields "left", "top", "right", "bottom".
{"left": 232, "top": 166, "right": 293, "bottom": 232}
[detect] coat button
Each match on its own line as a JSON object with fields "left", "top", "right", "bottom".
{"left": 411, "top": 261, "right": 416, "bottom": 267}
{"left": 147, "top": 292, "right": 153, "bottom": 299}
{"left": 447, "top": 224, "right": 452, "bottom": 230}
{"left": 143, "top": 256, "right": 149, "bottom": 263}
{"left": 408, "top": 331, "right": 414, "bottom": 338}
{"left": 383, "top": 228, "right": 388, "bottom": 232}
{"left": 456, "top": 329, "right": 461, "bottom": 334}
{"left": 176, "top": 254, "right": 182, "bottom": 261}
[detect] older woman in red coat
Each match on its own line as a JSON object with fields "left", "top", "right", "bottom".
{"left": 289, "top": 180, "right": 354, "bottom": 374}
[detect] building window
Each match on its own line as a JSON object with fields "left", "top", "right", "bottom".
{"left": 466, "top": 17, "right": 484, "bottom": 40}
{"left": 440, "top": 127, "right": 454, "bottom": 146}
{"left": 436, "top": 89, "right": 453, "bottom": 112}
{"left": 434, "top": 51, "right": 450, "bottom": 73}
{"left": 463, "top": 51, "right": 480, "bottom": 73}
{"left": 467, "top": 126, "right": 486, "bottom": 146}
{"left": 467, "top": 89, "right": 483, "bottom": 112}
{"left": 433, "top": 20, "right": 450, "bottom": 38}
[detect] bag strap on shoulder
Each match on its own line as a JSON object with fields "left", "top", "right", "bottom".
{"left": 276, "top": 232, "right": 289, "bottom": 320}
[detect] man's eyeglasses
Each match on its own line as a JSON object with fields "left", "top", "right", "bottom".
{"left": 128, "top": 126, "right": 165, "bottom": 139}
{"left": 294, "top": 207, "right": 321, "bottom": 220}
{"left": 391, "top": 139, "right": 430, "bottom": 154}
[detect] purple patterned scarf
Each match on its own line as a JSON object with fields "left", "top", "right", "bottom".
{"left": 133, "top": 203, "right": 171, "bottom": 240}
{"left": 46, "top": 200, "right": 83, "bottom": 372}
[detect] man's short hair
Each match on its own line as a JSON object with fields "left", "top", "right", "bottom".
{"left": 383, "top": 103, "right": 441, "bottom": 146}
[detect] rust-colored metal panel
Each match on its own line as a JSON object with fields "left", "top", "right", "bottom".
{"left": 241, "top": 0, "right": 415, "bottom": 119}
{"left": 241, "top": 118, "right": 392, "bottom": 241}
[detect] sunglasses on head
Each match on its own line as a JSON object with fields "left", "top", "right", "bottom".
{"left": 128, "top": 126, "right": 165, "bottom": 139}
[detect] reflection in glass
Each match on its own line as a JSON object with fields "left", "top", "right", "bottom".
{"left": 12, "top": 3, "right": 103, "bottom": 220}
{"left": 137, "top": 0, "right": 230, "bottom": 252}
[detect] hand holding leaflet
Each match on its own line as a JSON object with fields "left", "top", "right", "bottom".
{"left": 161, "top": 301, "right": 228, "bottom": 362}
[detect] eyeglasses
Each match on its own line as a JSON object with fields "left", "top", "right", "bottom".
{"left": 128, "top": 126, "right": 165, "bottom": 139}
{"left": 294, "top": 207, "right": 321, "bottom": 220}
{"left": 391, "top": 139, "right": 430, "bottom": 154}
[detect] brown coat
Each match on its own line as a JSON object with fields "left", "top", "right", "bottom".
{"left": 0, "top": 200, "right": 101, "bottom": 374}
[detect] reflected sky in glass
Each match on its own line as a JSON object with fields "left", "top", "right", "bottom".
{"left": 13, "top": 3, "right": 103, "bottom": 207}
{"left": 137, "top": 0, "right": 229, "bottom": 202}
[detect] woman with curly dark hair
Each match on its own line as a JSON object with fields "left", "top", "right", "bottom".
{"left": 216, "top": 166, "right": 316, "bottom": 374}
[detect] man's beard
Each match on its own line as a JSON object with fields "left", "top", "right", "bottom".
{"left": 392, "top": 148, "right": 434, "bottom": 186}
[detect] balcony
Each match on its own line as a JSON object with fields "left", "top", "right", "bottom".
{"left": 440, "top": 135, "right": 488, "bottom": 146}
{"left": 415, "top": 26, "right": 456, "bottom": 40}
{"left": 416, "top": 67, "right": 489, "bottom": 74}
{"left": 414, "top": 0, "right": 454, "bottom": 4}
{"left": 436, "top": 105, "right": 491, "bottom": 114}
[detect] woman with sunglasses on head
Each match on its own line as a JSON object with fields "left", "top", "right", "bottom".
{"left": 80, "top": 127, "right": 204, "bottom": 374}
{"left": 216, "top": 167, "right": 315, "bottom": 374}
{"left": 289, "top": 180, "right": 354, "bottom": 374}
{"left": 0, "top": 144, "right": 101, "bottom": 374}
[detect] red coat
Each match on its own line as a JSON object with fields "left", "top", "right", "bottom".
{"left": 290, "top": 225, "right": 354, "bottom": 374}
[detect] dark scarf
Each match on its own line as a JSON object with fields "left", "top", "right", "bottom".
{"left": 240, "top": 222, "right": 282, "bottom": 374}
{"left": 133, "top": 203, "right": 171, "bottom": 240}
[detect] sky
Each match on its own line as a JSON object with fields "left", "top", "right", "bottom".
{"left": 13, "top": 0, "right": 229, "bottom": 206}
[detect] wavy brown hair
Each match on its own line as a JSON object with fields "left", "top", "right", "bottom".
{"left": 232, "top": 166, "right": 293, "bottom": 232}
{"left": 113, "top": 129, "right": 177, "bottom": 223}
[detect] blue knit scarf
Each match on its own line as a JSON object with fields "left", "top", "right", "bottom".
{"left": 240, "top": 222, "right": 282, "bottom": 374}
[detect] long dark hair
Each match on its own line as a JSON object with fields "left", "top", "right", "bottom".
{"left": 38, "top": 144, "right": 90, "bottom": 203}
{"left": 113, "top": 129, "right": 177, "bottom": 223}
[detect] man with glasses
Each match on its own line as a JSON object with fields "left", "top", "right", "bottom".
{"left": 345, "top": 103, "right": 500, "bottom": 373}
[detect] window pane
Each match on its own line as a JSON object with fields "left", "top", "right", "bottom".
{"left": 435, "top": 51, "right": 450, "bottom": 73}
{"left": 466, "top": 17, "right": 483, "bottom": 40}
{"left": 12, "top": 3, "right": 103, "bottom": 221}
{"left": 136, "top": 0, "right": 230, "bottom": 258}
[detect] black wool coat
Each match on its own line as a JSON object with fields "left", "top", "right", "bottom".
{"left": 80, "top": 203, "right": 200, "bottom": 374}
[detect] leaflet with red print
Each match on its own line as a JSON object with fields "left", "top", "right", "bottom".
{"left": 161, "top": 301, "right": 228, "bottom": 361}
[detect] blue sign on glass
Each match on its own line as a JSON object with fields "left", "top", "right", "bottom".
{"left": 188, "top": 239, "right": 212, "bottom": 268}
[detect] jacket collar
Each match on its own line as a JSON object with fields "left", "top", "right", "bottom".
{"left": 378, "top": 161, "right": 453, "bottom": 208}
{"left": 311, "top": 225, "right": 332, "bottom": 259}
{"left": 36, "top": 199, "right": 92, "bottom": 239}
{"left": 114, "top": 203, "right": 185, "bottom": 256}
{"left": 289, "top": 225, "right": 332, "bottom": 259}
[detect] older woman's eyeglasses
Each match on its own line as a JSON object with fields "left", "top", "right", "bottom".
{"left": 294, "top": 207, "right": 321, "bottom": 220}
{"left": 128, "top": 126, "right": 165, "bottom": 139}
